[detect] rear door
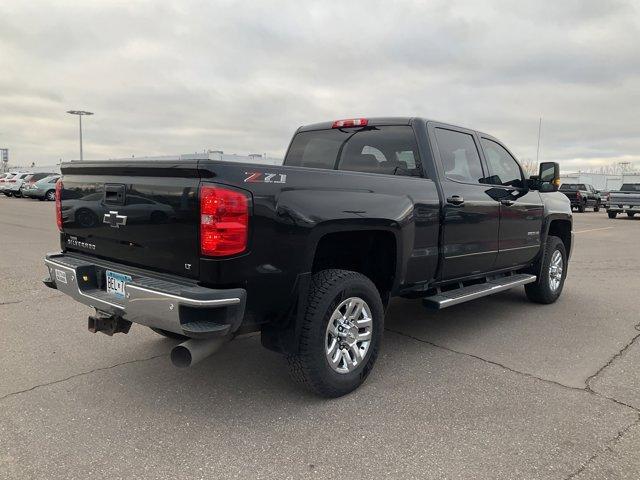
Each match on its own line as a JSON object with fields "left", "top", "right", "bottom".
{"left": 479, "top": 137, "right": 543, "bottom": 269}
{"left": 60, "top": 161, "right": 201, "bottom": 278}
{"left": 429, "top": 124, "right": 500, "bottom": 280}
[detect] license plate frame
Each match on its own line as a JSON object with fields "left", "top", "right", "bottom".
{"left": 105, "top": 270, "right": 132, "bottom": 299}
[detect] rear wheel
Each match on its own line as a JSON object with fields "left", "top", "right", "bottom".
{"left": 287, "top": 269, "right": 384, "bottom": 398}
{"left": 150, "top": 327, "right": 188, "bottom": 340}
{"left": 608, "top": 211, "right": 617, "bottom": 219}
{"left": 14, "top": 190, "right": 22, "bottom": 198}
{"left": 525, "top": 235, "right": 567, "bottom": 304}
{"left": 627, "top": 212, "right": 636, "bottom": 218}
{"left": 577, "top": 202, "right": 585, "bottom": 213}
{"left": 594, "top": 203, "right": 600, "bottom": 212}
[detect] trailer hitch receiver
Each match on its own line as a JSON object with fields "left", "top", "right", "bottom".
{"left": 88, "top": 313, "right": 132, "bottom": 336}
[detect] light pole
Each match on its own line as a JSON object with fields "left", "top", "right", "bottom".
{"left": 66, "top": 110, "right": 94, "bottom": 160}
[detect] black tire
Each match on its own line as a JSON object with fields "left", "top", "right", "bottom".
{"left": 150, "top": 327, "right": 188, "bottom": 340}
{"left": 45, "top": 190, "right": 56, "bottom": 201}
{"left": 287, "top": 269, "right": 384, "bottom": 398}
{"left": 14, "top": 190, "right": 22, "bottom": 198}
{"left": 525, "top": 235, "right": 567, "bottom": 304}
{"left": 4, "top": 192, "right": 12, "bottom": 197}
{"left": 608, "top": 211, "right": 617, "bottom": 219}
{"left": 577, "top": 202, "right": 585, "bottom": 213}
{"left": 594, "top": 203, "right": 600, "bottom": 212}
{"left": 627, "top": 212, "right": 636, "bottom": 218}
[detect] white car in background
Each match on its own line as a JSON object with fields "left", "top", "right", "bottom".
{"left": 0, "top": 173, "right": 19, "bottom": 194}
{"left": 1, "top": 172, "right": 33, "bottom": 197}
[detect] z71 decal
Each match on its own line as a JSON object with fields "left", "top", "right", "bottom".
{"left": 244, "top": 172, "right": 287, "bottom": 184}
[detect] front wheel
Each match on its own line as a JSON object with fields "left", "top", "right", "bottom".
{"left": 525, "top": 236, "right": 567, "bottom": 304}
{"left": 45, "top": 190, "right": 56, "bottom": 201}
{"left": 287, "top": 269, "right": 384, "bottom": 398}
{"left": 608, "top": 211, "right": 617, "bottom": 219}
{"left": 577, "top": 202, "right": 585, "bottom": 213}
{"left": 594, "top": 203, "right": 600, "bottom": 212}
{"left": 627, "top": 212, "right": 636, "bottom": 218}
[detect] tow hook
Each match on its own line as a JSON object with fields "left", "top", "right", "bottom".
{"left": 88, "top": 313, "right": 132, "bottom": 336}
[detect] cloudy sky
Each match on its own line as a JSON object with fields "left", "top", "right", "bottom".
{"left": 1, "top": 0, "right": 639, "bottom": 171}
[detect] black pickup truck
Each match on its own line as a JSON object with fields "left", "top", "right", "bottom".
{"left": 559, "top": 183, "right": 601, "bottom": 212}
{"left": 44, "top": 117, "right": 573, "bottom": 397}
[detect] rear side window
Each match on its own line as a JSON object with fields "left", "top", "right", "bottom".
{"left": 480, "top": 138, "right": 524, "bottom": 188}
{"left": 560, "top": 184, "right": 577, "bottom": 191}
{"left": 434, "top": 128, "right": 484, "bottom": 184}
{"left": 284, "top": 126, "right": 421, "bottom": 177}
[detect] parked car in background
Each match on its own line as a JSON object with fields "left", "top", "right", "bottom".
{"left": 22, "top": 174, "right": 61, "bottom": 201}
{"left": 606, "top": 183, "right": 640, "bottom": 218}
{"left": 559, "top": 183, "right": 600, "bottom": 212}
{"left": 18, "top": 172, "right": 56, "bottom": 198}
{"left": 1, "top": 172, "right": 32, "bottom": 197}
{"left": 599, "top": 190, "right": 610, "bottom": 209}
{"left": 0, "top": 173, "right": 17, "bottom": 193}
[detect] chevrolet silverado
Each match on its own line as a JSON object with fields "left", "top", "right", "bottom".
{"left": 44, "top": 117, "right": 573, "bottom": 397}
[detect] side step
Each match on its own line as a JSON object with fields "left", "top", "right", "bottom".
{"left": 422, "top": 274, "right": 537, "bottom": 310}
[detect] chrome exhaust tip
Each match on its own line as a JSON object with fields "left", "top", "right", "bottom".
{"left": 170, "top": 337, "right": 228, "bottom": 368}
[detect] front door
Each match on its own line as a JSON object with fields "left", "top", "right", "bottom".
{"left": 479, "top": 137, "right": 544, "bottom": 269}
{"left": 431, "top": 126, "right": 500, "bottom": 280}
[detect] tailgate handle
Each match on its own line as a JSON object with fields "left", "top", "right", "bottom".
{"left": 104, "top": 184, "right": 126, "bottom": 205}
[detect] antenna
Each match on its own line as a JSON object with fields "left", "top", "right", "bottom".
{"left": 536, "top": 117, "right": 542, "bottom": 167}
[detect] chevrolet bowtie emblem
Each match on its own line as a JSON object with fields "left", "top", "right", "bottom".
{"left": 103, "top": 211, "right": 127, "bottom": 228}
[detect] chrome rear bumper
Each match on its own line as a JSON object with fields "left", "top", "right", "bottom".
{"left": 44, "top": 252, "right": 246, "bottom": 338}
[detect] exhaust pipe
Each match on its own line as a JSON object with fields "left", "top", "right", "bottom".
{"left": 170, "top": 337, "right": 228, "bottom": 368}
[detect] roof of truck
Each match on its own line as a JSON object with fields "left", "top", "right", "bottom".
{"left": 297, "top": 117, "right": 494, "bottom": 139}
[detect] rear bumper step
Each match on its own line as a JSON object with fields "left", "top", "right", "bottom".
{"left": 44, "top": 252, "right": 246, "bottom": 338}
{"left": 422, "top": 273, "right": 537, "bottom": 309}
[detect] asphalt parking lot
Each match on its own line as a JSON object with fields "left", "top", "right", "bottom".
{"left": 1, "top": 196, "right": 639, "bottom": 479}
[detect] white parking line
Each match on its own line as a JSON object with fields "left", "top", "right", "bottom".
{"left": 574, "top": 227, "right": 614, "bottom": 234}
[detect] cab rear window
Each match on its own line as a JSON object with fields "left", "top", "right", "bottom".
{"left": 284, "top": 126, "right": 421, "bottom": 177}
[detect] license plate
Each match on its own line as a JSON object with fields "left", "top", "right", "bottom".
{"left": 106, "top": 270, "right": 132, "bottom": 298}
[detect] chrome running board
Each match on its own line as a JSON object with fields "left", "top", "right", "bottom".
{"left": 422, "top": 274, "right": 537, "bottom": 310}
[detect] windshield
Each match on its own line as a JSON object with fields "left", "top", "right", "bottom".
{"left": 284, "top": 126, "right": 421, "bottom": 177}
{"left": 620, "top": 184, "right": 640, "bottom": 192}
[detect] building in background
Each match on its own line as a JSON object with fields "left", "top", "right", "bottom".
{"left": 559, "top": 172, "right": 640, "bottom": 191}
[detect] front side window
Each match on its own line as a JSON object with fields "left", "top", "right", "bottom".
{"left": 480, "top": 138, "right": 524, "bottom": 188}
{"left": 284, "top": 126, "right": 421, "bottom": 177}
{"left": 434, "top": 128, "right": 484, "bottom": 184}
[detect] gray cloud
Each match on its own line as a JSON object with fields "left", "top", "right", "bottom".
{"left": 1, "top": 0, "right": 638, "bottom": 172}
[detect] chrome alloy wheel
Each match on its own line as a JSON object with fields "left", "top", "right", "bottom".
{"left": 325, "top": 297, "right": 373, "bottom": 374}
{"left": 548, "top": 250, "right": 563, "bottom": 292}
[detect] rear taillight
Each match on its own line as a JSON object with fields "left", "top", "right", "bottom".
{"left": 199, "top": 184, "right": 250, "bottom": 256}
{"left": 332, "top": 118, "right": 368, "bottom": 128}
{"left": 55, "top": 180, "right": 63, "bottom": 231}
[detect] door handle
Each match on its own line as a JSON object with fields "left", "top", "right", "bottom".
{"left": 446, "top": 195, "right": 464, "bottom": 206}
{"left": 500, "top": 199, "right": 515, "bottom": 206}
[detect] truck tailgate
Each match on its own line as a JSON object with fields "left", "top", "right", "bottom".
{"left": 59, "top": 161, "right": 201, "bottom": 278}
{"left": 609, "top": 192, "right": 640, "bottom": 206}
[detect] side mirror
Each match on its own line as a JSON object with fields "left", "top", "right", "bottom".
{"left": 537, "top": 161, "right": 560, "bottom": 192}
